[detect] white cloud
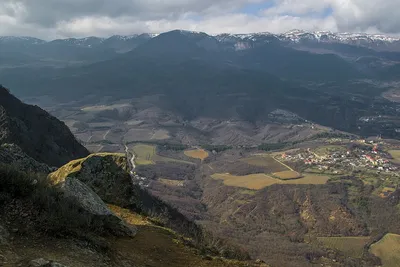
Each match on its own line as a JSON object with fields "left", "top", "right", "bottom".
{"left": 263, "top": 0, "right": 332, "bottom": 16}
{"left": 330, "top": 0, "right": 400, "bottom": 33}
{"left": 0, "top": 0, "right": 398, "bottom": 39}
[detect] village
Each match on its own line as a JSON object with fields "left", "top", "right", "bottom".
{"left": 281, "top": 140, "right": 399, "bottom": 176}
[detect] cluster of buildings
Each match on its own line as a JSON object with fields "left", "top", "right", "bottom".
{"left": 281, "top": 143, "right": 399, "bottom": 175}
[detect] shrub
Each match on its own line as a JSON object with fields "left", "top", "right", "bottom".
{"left": 0, "top": 164, "right": 107, "bottom": 238}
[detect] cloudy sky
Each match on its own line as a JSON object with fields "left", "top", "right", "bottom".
{"left": 0, "top": 0, "right": 398, "bottom": 39}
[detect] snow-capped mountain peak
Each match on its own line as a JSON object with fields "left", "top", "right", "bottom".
{"left": 213, "top": 30, "right": 400, "bottom": 51}
{"left": 278, "top": 30, "right": 400, "bottom": 43}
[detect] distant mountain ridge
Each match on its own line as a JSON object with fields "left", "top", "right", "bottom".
{"left": 1, "top": 30, "right": 400, "bottom": 52}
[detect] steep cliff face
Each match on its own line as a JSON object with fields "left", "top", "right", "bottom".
{"left": 0, "top": 85, "right": 89, "bottom": 166}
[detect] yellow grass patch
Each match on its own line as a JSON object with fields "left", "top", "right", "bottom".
{"left": 273, "top": 170, "right": 302, "bottom": 180}
{"left": 211, "top": 173, "right": 329, "bottom": 190}
{"left": 370, "top": 233, "right": 400, "bottom": 267}
{"left": 317, "top": 236, "right": 370, "bottom": 258}
{"left": 159, "top": 178, "right": 184, "bottom": 187}
{"left": 184, "top": 149, "right": 209, "bottom": 160}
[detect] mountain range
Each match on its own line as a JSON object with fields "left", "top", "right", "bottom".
{"left": 1, "top": 29, "right": 400, "bottom": 140}
{"left": 2, "top": 30, "right": 400, "bottom": 52}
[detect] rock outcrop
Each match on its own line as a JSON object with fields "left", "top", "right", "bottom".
{"left": 50, "top": 153, "right": 133, "bottom": 207}
{"left": 0, "top": 85, "right": 89, "bottom": 167}
{"left": 59, "top": 177, "right": 137, "bottom": 237}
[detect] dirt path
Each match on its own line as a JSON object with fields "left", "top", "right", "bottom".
{"left": 272, "top": 156, "right": 294, "bottom": 171}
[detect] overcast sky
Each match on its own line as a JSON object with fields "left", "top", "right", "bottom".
{"left": 0, "top": 0, "right": 398, "bottom": 39}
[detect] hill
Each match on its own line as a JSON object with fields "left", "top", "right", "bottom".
{"left": 0, "top": 85, "right": 89, "bottom": 167}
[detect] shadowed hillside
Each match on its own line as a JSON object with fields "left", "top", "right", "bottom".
{"left": 0, "top": 85, "right": 89, "bottom": 166}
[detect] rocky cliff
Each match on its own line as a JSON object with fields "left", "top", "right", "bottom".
{"left": 0, "top": 85, "right": 88, "bottom": 167}
{"left": 49, "top": 153, "right": 206, "bottom": 240}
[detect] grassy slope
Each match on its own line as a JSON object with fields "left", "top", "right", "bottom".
{"left": 109, "top": 205, "right": 263, "bottom": 267}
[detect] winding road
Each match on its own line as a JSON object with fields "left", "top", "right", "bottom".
{"left": 124, "top": 144, "right": 136, "bottom": 175}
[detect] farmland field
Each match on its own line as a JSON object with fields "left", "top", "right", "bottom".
{"left": 317, "top": 236, "right": 370, "bottom": 258}
{"left": 211, "top": 173, "right": 330, "bottom": 190}
{"left": 151, "top": 129, "right": 170, "bottom": 140}
{"left": 124, "top": 128, "right": 154, "bottom": 142}
{"left": 211, "top": 173, "right": 278, "bottom": 190}
{"left": 370, "top": 233, "right": 400, "bottom": 267}
{"left": 184, "top": 149, "right": 209, "bottom": 160}
{"left": 273, "top": 170, "right": 302, "bottom": 180}
{"left": 241, "top": 155, "right": 288, "bottom": 173}
{"left": 132, "top": 144, "right": 194, "bottom": 165}
{"left": 389, "top": 150, "right": 400, "bottom": 164}
{"left": 133, "top": 144, "right": 156, "bottom": 165}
